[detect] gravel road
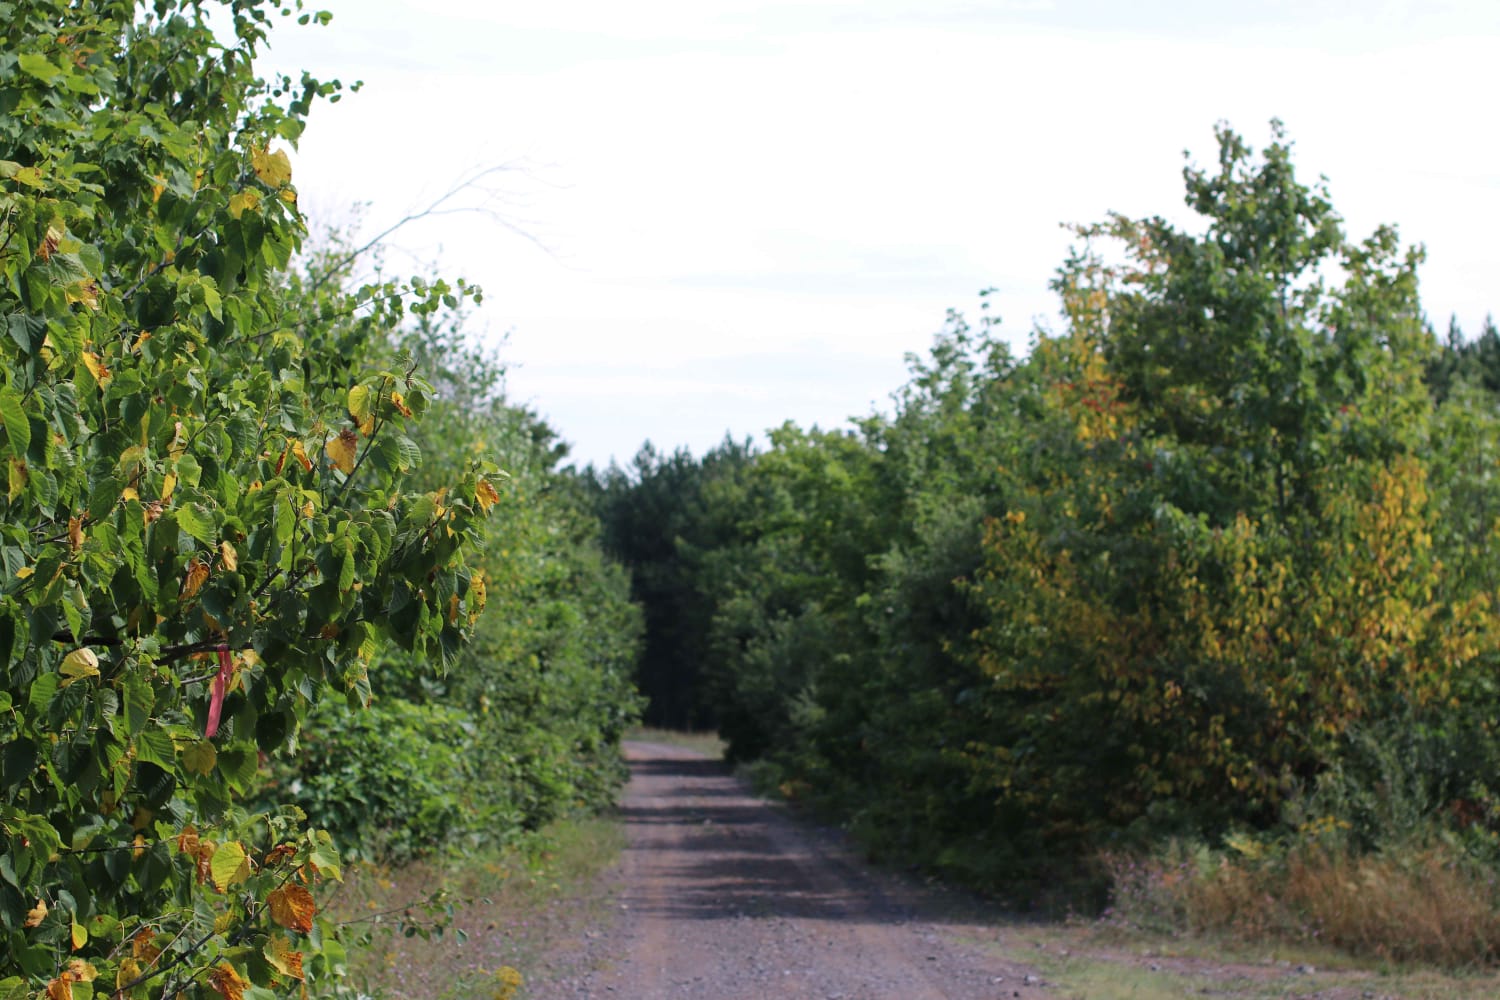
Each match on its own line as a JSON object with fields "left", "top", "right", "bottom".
{"left": 526, "top": 741, "right": 1050, "bottom": 999}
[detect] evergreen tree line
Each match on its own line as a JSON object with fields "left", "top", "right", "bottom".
{"left": 592, "top": 123, "right": 1500, "bottom": 903}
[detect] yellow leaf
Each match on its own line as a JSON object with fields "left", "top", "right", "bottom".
{"left": 24, "top": 898, "right": 47, "bottom": 928}
{"left": 227, "top": 189, "right": 260, "bottom": 219}
{"left": 389, "top": 390, "right": 412, "bottom": 417}
{"left": 70, "top": 918, "right": 87, "bottom": 950}
{"left": 80, "top": 351, "right": 110, "bottom": 384}
{"left": 252, "top": 146, "right": 292, "bottom": 188}
{"left": 265, "top": 934, "right": 305, "bottom": 981}
{"left": 66, "top": 280, "right": 100, "bottom": 311}
{"left": 325, "top": 429, "right": 357, "bottom": 475}
{"left": 183, "top": 739, "right": 217, "bottom": 776}
{"left": 447, "top": 593, "right": 460, "bottom": 625}
{"left": 66, "top": 959, "right": 97, "bottom": 982}
{"left": 475, "top": 478, "right": 501, "bottom": 513}
{"left": 39, "top": 224, "right": 62, "bottom": 261}
{"left": 8, "top": 458, "right": 26, "bottom": 501}
{"left": 115, "top": 957, "right": 141, "bottom": 990}
{"left": 219, "top": 540, "right": 238, "bottom": 572}
{"left": 160, "top": 472, "right": 177, "bottom": 504}
{"left": 347, "top": 385, "right": 373, "bottom": 435}
{"left": 468, "top": 572, "right": 487, "bottom": 625}
{"left": 180, "top": 558, "right": 209, "bottom": 601}
{"left": 208, "top": 961, "right": 247, "bottom": 1000}
{"left": 44, "top": 972, "right": 74, "bottom": 1000}
{"left": 287, "top": 437, "right": 312, "bottom": 473}
{"left": 60, "top": 647, "right": 99, "bottom": 687}
{"left": 67, "top": 516, "right": 83, "bottom": 553}
{"left": 211, "top": 841, "right": 251, "bottom": 892}
{"left": 268, "top": 883, "right": 316, "bottom": 933}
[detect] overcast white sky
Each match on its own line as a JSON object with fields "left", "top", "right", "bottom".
{"left": 257, "top": 0, "right": 1500, "bottom": 469}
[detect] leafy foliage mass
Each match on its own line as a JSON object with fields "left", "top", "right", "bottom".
{"left": 596, "top": 122, "right": 1500, "bottom": 904}
{"left": 1, "top": 4, "right": 639, "bottom": 998}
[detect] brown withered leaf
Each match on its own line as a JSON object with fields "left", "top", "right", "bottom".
{"left": 131, "top": 928, "right": 161, "bottom": 964}
{"left": 267, "top": 883, "right": 316, "bottom": 933}
{"left": 44, "top": 972, "right": 74, "bottom": 1000}
{"left": 264, "top": 933, "right": 305, "bottom": 981}
{"left": 180, "top": 558, "right": 209, "bottom": 601}
{"left": 207, "top": 961, "right": 247, "bottom": 1000}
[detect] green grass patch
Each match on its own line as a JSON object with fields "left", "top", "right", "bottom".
{"left": 626, "top": 726, "right": 726, "bottom": 759}
{"left": 326, "top": 815, "right": 626, "bottom": 999}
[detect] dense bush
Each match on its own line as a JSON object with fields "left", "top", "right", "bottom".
{"left": 275, "top": 699, "right": 473, "bottom": 864}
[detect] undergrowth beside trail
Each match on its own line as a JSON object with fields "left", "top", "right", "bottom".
{"left": 1103, "top": 835, "right": 1500, "bottom": 970}
{"left": 325, "top": 816, "right": 625, "bottom": 1000}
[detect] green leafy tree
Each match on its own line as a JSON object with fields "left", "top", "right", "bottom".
{"left": 0, "top": 3, "right": 496, "bottom": 996}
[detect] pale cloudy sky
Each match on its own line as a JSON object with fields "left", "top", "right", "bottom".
{"left": 257, "top": 0, "right": 1500, "bottom": 469}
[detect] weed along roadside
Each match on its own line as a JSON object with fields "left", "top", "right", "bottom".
{"left": 324, "top": 817, "right": 627, "bottom": 999}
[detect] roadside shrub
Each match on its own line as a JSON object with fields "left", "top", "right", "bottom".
{"left": 270, "top": 699, "right": 476, "bottom": 863}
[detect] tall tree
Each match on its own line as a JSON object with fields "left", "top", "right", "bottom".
{"left": 1, "top": 3, "right": 496, "bottom": 994}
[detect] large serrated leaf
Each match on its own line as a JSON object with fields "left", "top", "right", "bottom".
{"left": 0, "top": 387, "right": 29, "bottom": 461}
{"left": 121, "top": 675, "right": 153, "bottom": 737}
{"left": 274, "top": 496, "right": 294, "bottom": 547}
{"left": 133, "top": 727, "right": 176, "bottom": 769}
{"left": 16, "top": 53, "right": 60, "bottom": 82}
{"left": 176, "top": 503, "right": 216, "bottom": 544}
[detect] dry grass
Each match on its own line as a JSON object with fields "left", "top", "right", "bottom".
{"left": 1104, "top": 838, "right": 1500, "bottom": 969}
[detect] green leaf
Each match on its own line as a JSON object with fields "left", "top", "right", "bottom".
{"left": 121, "top": 676, "right": 153, "bottom": 736}
{"left": 16, "top": 53, "right": 61, "bottom": 82}
{"left": 201, "top": 281, "right": 222, "bottom": 321}
{"left": 217, "top": 745, "right": 258, "bottom": 793}
{"left": 133, "top": 727, "right": 176, "bottom": 769}
{"left": 176, "top": 503, "right": 216, "bottom": 544}
{"left": 1, "top": 738, "right": 37, "bottom": 791}
{"left": 274, "top": 496, "right": 294, "bottom": 547}
{"left": 0, "top": 387, "right": 29, "bottom": 461}
{"left": 27, "top": 672, "right": 59, "bottom": 716}
{"left": 395, "top": 435, "right": 421, "bottom": 472}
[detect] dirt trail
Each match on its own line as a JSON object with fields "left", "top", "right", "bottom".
{"left": 513, "top": 742, "right": 1483, "bottom": 1000}
{"left": 529, "top": 741, "right": 1049, "bottom": 999}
